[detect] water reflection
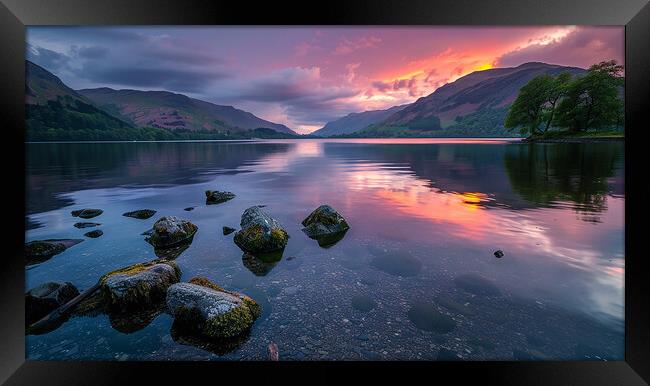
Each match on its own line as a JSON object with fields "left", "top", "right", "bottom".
{"left": 25, "top": 139, "right": 624, "bottom": 360}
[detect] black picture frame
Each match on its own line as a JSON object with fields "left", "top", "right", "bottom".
{"left": 1, "top": 0, "right": 648, "bottom": 384}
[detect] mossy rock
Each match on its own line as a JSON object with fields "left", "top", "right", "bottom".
{"left": 100, "top": 260, "right": 181, "bottom": 309}
{"left": 301, "top": 204, "right": 350, "bottom": 241}
{"left": 25, "top": 239, "right": 83, "bottom": 265}
{"left": 233, "top": 206, "right": 289, "bottom": 254}
{"left": 71, "top": 208, "right": 103, "bottom": 219}
{"left": 123, "top": 209, "right": 157, "bottom": 220}
{"left": 167, "top": 279, "right": 261, "bottom": 339}
{"left": 205, "top": 190, "right": 236, "bottom": 205}
{"left": 146, "top": 216, "right": 198, "bottom": 249}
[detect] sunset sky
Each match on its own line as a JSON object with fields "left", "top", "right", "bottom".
{"left": 27, "top": 26, "right": 623, "bottom": 133}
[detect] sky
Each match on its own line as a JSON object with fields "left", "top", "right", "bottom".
{"left": 27, "top": 26, "right": 623, "bottom": 133}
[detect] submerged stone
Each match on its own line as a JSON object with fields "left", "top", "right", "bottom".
{"left": 454, "top": 273, "right": 501, "bottom": 296}
{"left": 233, "top": 206, "right": 289, "bottom": 254}
{"left": 71, "top": 208, "right": 103, "bottom": 219}
{"left": 184, "top": 207, "right": 195, "bottom": 211}
{"left": 25, "top": 239, "right": 83, "bottom": 265}
{"left": 25, "top": 281, "right": 80, "bottom": 326}
{"left": 108, "top": 305, "right": 165, "bottom": 334}
{"left": 301, "top": 205, "right": 350, "bottom": 247}
{"left": 494, "top": 250, "right": 504, "bottom": 258}
{"left": 74, "top": 222, "right": 101, "bottom": 229}
{"left": 145, "top": 216, "right": 198, "bottom": 249}
{"left": 351, "top": 295, "right": 377, "bottom": 312}
{"left": 84, "top": 230, "right": 103, "bottom": 238}
{"left": 166, "top": 277, "right": 261, "bottom": 339}
{"left": 153, "top": 242, "right": 190, "bottom": 260}
{"left": 223, "top": 226, "right": 236, "bottom": 235}
{"left": 407, "top": 302, "right": 457, "bottom": 333}
{"left": 205, "top": 190, "right": 236, "bottom": 205}
{"left": 369, "top": 249, "right": 422, "bottom": 277}
{"left": 123, "top": 209, "right": 157, "bottom": 220}
{"left": 100, "top": 261, "right": 181, "bottom": 309}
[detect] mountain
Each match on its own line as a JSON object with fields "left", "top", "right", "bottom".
{"left": 362, "top": 62, "right": 586, "bottom": 137}
{"left": 25, "top": 60, "right": 135, "bottom": 139}
{"left": 78, "top": 88, "right": 296, "bottom": 134}
{"left": 312, "top": 105, "right": 407, "bottom": 137}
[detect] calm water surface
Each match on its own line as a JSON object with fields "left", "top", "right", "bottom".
{"left": 25, "top": 139, "right": 625, "bottom": 360}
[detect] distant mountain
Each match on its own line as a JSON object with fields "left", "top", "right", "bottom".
{"left": 25, "top": 60, "right": 134, "bottom": 139}
{"left": 361, "top": 62, "right": 586, "bottom": 137}
{"left": 312, "top": 105, "right": 407, "bottom": 137}
{"left": 78, "top": 88, "right": 296, "bottom": 134}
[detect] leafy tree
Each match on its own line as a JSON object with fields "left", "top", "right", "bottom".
{"left": 505, "top": 72, "right": 571, "bottom": 135}
{"left": 555, "top": 60, "right": 624, "bottom": 131}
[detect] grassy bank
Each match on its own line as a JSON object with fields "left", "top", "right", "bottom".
{"left": 522, "top": 130, "right": 624, "bottom": 143}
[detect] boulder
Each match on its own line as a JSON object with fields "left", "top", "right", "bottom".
{"left": 123, "top": 209, "right": 157, "bottom": 219}
{"left": 74, "top": 222, "right": 101, "bottom": 228}
{"left": 301, "top": 205, "right": 349, "bottom": 244}
{"left": 84, "top": 230, "right": 103, "bottom": 238}
{"left": 100, "top": 261, "right": 181, "bottom": 309}
{"left": 71, "top": 208, "right": 103, "bottom": 219}
{"left": 166, "top": 277, "right": 261, "bottom": 339}
{"left": 222, "top": 226, "right": 236, "bottom": 235}
{"left": 25, "top": 281, "right": 80, "bottom": 326}
{"left": 494, "top": 250, "right": 504, "bottom": 258}
{"left": 233, "top": 206, "right": 289, "bottom": 254}
{"left": 25, "top": 239, "right": 83, "bottom": 265}
{"left": 205, "top": 190, "right": 236, "bottom": 205}
{"left": 145, "top": 216, "right": 198, "bottom": 249}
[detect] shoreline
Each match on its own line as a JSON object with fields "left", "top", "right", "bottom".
{"left": 521, "top": 136, "right": 624, "bottom": 143}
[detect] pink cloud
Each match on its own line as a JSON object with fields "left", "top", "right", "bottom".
{"left": 333, "top": 36, "right": 382, "bottom": 55}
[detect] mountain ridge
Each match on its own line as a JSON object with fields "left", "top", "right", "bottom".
{"left": 78, "top": 87, "right": 296, "bottom": 134}
{"left": 311, "top": 104, "right": 407, "bottom": 137}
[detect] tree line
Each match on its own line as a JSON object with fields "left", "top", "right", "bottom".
{"left": 505, "top": 60, "right": 624, "bottom": 136}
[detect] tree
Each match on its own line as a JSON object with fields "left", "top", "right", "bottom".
{"left": 505, "top": 72, "right": 572, "bottom": 135}
{"left": 555, "top": 60, "right": 624, "bottom": 131}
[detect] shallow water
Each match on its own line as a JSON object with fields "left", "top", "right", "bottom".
{"left": 25, "top": 138, "right": 625, "bottom": 360}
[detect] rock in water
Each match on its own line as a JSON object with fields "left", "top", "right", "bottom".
{"left": 25, "top": 239, "right": 83, "bottom": 265}
{"left": 25, "top": 281, "right": 80, "bottom": 326}
{"left": 494, "top": 250, "right": 504, "bottom": 258}
{"left": 205, "top": 190, "right": 236, "bottom": 205}
{"left": 184, "top": 207, "right": 195, "bottom": 211}
{"left": 145, "top": 216, "right": 198, "bottom": 249}
{"left": 71, "top": 208, "right": 103, "bottom": 219}
{"left": 74, "top": 222, "right": 101, "bottom": 229}
{"left": 123, "top": 209, "right": 157, "bottom": 219}
{"left": 166, "top": 277, "right": 261, "bottom": 339}
{"left": 84, "top": 230, "right": 103, "bottom": 238}
{"left": 100, "top": 261, "right": 181, "bottom": 309}
{"left": 301, "top": 205, "right": 350, "bottom": 238}
{"left": 233, "top": 206, "right": 289, "bottom": 254}
{"left": 223, "top": 226, "right": 236, "bottom": 235}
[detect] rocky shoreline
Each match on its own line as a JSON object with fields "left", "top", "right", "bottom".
{"left": 26, "top": 198, "right": 352, "bottom": 354}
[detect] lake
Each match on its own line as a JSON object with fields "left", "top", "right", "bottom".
{"left": 25, "top": 138, "right": 625, "bottom": 360}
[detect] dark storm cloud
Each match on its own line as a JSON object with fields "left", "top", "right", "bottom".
{"left": 73, "top": 45, "right": 109, "bottom": 59}
{"left": 27, "top": 44, "right": 71, "bottom": 71}
{"left": 496, "top": 27, "right": 624, "bottom": 69}
{"left": 81, "top": 66, "right": 228, "bottom": 93}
